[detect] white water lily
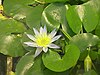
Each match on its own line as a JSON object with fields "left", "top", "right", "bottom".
{"left": 24, "top": 26, "right": 61, "bottom": 58}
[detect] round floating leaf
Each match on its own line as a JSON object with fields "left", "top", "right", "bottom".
{"left": 87, "top": 0, "right": 100, "bottom": 15}
{"left": 0, "top": 19, "right": 26, "bottom": 34}
{"left": 0, "top": 34, "right": 25, "bottom": 57}
{"left": 26, "top": 5, "right": 44, "bottom": 29}
{"left": 16, "top": 52, "right": 34, "bottom": 75}
{"left": 66, "top": 5, "right": 82, "bottom": 33}
{"left": 42, "top": 45, "right": 80, "bottom": 72}
{"left": 41, "top": 3, "right": 66, "bottom": 31}
{"left": 23, "top": 55, "right": 45, "bottom": 75}
{"left": 82, "top": 0, "right": 99, "bottom": 32}
{"left": 19, "top": 54, "right": 68, "bottom": 75}
{"left": 66, "top": 0, "right": 99, "bottom": 33}
{"left": 70, "top": 33, "right": 100, "bottom": 52}
{"left": 0, "top": 19, "right": 26, "bottom": 56}
{"left": 3, "top": 0, "right": 35, "bottom": 19}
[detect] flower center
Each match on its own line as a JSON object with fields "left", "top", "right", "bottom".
{"left": 36, "top": 34, "right": 51, "bottom": 47}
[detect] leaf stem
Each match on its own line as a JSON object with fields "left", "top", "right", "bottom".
{"left": 80, "top": 24, "right": 83, "bottom": 34}
{"left": 60, "top": 29, "right": 72, "bottom": 40}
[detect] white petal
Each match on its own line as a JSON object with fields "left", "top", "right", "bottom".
{"left": 24, "top": 42, "right": 37, "bottom": 47}
{"left": 51, "top": 35, "right": 61, "bottom": 42}
{"left": 49, "top": 29, "right": 57, "bottom": 38}
{"left": 40, "top": 26, "right": 47, "bottom": 34}
{"left": 26, "top": 34, "right": 36, "bottom": 41}
{"left": 48, "top": 43, "right": 60, "bottom": 48}
{"left": 40, "top": 27, "right": 44, "bottom": 34}
{"left": 43, "top": 25, "right": 47, "bottom": 34}
{"left": 43, "top": 47, "right": 48, "bottom": 53}
{"left": 33, "top": 28, "right": 39, "bottom": 36}
{"left": 34, "top": 48, "right": 43, "bottom": 58}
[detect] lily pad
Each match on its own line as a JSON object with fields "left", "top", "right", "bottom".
{"left": 82, "top": 0, "right": 99, "bottom": 32}
{"left": 41, "top": 3, "right": 66, "bottom": 31}
{"left": 16, "top": 52, "right": 34, "bottom": 75}
{"left": 0, "top": 19, "right": 26, "bottom": 56}
{"left": 26, "top": 5, "right": 44, "bottom": 29}
{"left": 70, "top": 33, "right": 100, "bottom": 52}
{"left": 3, "top": 0, "right": 35, "bottom": 19}
{"left": 66, "top": 0, "right": 99, "bottom": 33}
{"left": 17, "top": 54, "right": 69, "bottom": 75}
{"left": 42, "top": 45, "right": 80, "bottom": 72}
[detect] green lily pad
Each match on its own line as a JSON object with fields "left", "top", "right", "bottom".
{"left": 82, "top": 0, "right": 99, "bottom": 32}
{"left": 0, "top": 19, "right": 26, "bottom": 34}
{"left": 42, "top": 45, "right": 80, "bottom": 72}
{"left": 16, "top": 55, "right": 67, "bottom": 75}
{"left": 66, "top": 5, "right": 82, "bottom": 33}
{"left": 4, "top": 0, "right": 44, "bottom": 29}
{"left": 16, "top": 52, "right": 34, "bottom": 75}
{"left": 70, "top": 33, "right": 100, "bottom": 52}
{"left": 41, "top": 3, "right": 66, "bottom": 31}
{"left": 66, "top": 0, "right": 99, "bottom": 33}
{"left": 26, "top": 5, "right": 44, "bottom": 29}
{"left": 3, "top": 0, "right": 35, "bottom": 19}
{"left": 0, "top": 34, "right": 25, "bottom": 57}
{"left": 23, "top": 55, "right": 44, "bottom": 75}
{"left": 0, "top": 19, "right": 26, "bottom": 56}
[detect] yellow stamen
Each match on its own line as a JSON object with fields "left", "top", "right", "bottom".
{"left": 0, "top": 5, "right": 7, "bottom": 20}
{"left": 0, "top": 5, "right": 3, "bottom": 11}
{"left": 36, "top": 34, "right": 51, "bottom": 47}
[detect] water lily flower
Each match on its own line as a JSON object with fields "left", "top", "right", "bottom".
{"left": 24, "top": 26, "right": 61, "bottom": 58}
